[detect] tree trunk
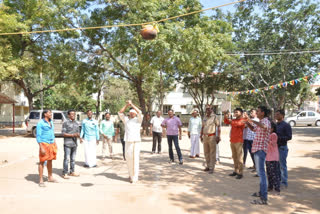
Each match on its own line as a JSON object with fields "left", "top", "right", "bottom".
{"left": 159, "top": 70, "right": 164, "bottom": 113}
{"left": 135, "top": 81, "right": 147, "bottom": 115}
{"left": 95, "top": 88, "right": 102, "bottom": 120}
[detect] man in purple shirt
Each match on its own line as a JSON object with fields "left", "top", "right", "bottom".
{"left": 161, "top": 109, "right": 183, "bottom": 165}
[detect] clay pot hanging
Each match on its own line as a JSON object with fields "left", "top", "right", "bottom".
{"left": 140, "top": 25, "right": 159, "bottom": 40}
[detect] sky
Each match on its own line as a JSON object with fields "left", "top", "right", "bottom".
{"left": 200, "top": 0, "right": 238, "bottom": 15}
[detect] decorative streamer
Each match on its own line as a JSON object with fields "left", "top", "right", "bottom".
{"left": 217, "top": 73, "right": 320, "bottom": 95}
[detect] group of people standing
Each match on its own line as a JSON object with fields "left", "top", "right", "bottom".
{"left": 223, "top": 106, "right": 292, "bottom": 205}
{"left": 36, "top": 101, "right": 142, "bottom": 185}
{"left": 35, "top": 102, "right": 292, "bottom": 206}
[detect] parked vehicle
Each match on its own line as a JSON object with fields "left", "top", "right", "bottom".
{"left": 26, "top": 110, "right": 69, "bottom": 137}
{"left": 285, "top": 111, "right": 320, "bottom": 127}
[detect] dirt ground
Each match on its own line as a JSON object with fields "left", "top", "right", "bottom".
{"left": 0, "top": 126, "right": 319, "bottom": 214}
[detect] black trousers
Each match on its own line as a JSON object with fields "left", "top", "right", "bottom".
{"left": 152, "top": 131, "right": 162, "bottom": 152}
{"left": 243, "top": 139, "right": 255, "bottom": 167}
{"left": 266, "top": 161, "right": 281, "bottom": 192}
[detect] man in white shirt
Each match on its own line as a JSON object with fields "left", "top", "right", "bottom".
{"left": 188, "top": 110, "right": 202, "bottom": 158}
{"left": 118, "top": 100, "right": 143, "bottom": 183}
{"left": 150, "top": 110, "right": 164, "bottom": 154}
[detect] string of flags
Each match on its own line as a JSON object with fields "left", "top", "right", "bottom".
{"left": 217, "top": 72, "right": 320, "bottom": 96}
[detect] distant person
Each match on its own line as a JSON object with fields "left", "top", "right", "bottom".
{"left": 201, "top": 105, "right": 220, "bottom": 174}
{"left": 188, "top": 109, "right": 202, "bottom": 158}
{"left": 275, "top": 110, "right": 292, "bottom": 188}
{"left": 150, "top": 110, "right": 164, "bottom": 154}
{"left": 266, "top": 122, "right": 281, "bottom": 194}
{"left": 245, "top": 106, "right": 271, "bottom": 205}
{"left": 116, "top": 119, "right": 126, "bottom": 160}
{"left": 243, "top": 109, "right": 259, "bottom": 170}
{"left": 118, "top": 100, "right": 143, "bottom": 183}
{"left": 100, "top": 112, "right": 115, "bottom": 160}
{"left": 224, "top": 108, "right": 246, "bottom": 179}
{"left": 80, "top": 110, "right": 100, "bottom": 168}
{"left": 61, "top": 110, "right": 80, "bottom": 179}
{"left": 161, "top": 109, "right": 183, "bottom": 165}
{"left": 36, "top": 110, "right": 58, "bottom": 187}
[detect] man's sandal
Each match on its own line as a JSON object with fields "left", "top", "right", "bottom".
{"left": 68, "top": 173, "right": 80, "bottom": 177}
{"left": 251, "top": 199, "right": 268, "bottom": 205}
{"left": 39, "top": 182, "right": 46, "bottom": 187}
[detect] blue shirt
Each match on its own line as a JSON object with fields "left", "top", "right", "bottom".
{"left": 36, "top": 119, "right": 55, "bottom": 144}
{"left": 80, "top": 118, "right": 100, "bottom": 141}
{"left": 276, "top": 121, "right": 292, "bottom": 147}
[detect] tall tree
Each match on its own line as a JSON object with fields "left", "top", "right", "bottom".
{"left": 231, "top": 0, "right": 320, "bottom": 110}
{"left": 79, "top": 0, "right": 233, "bottom": 117}
{"left": 0, "top": 0, "right": 89, "bottom": 110}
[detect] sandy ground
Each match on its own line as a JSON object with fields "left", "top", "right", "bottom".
{"left": 0, "top": 126, "right": 319, "bottom": 214}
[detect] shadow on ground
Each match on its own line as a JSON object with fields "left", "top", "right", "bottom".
{"left": 292, "top": 127, "right": 320, "bottom": 138}
{"left": 121, "top": 148, "right": 320, "bottom": 214}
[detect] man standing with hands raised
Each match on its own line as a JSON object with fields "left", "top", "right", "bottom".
{"left": 118, "top": 100, "right": 143, "bottom": 183}
{"left": 224, "top": 108, "right": 246, "bottom": 179}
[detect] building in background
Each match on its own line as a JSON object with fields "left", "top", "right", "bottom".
{"left": 0, "top": 82, "right": 29, "bottom": 127}
{"left": 152, "top": 83, "right": 227, "bottom": 115}
{"left": 306, "top": 83, "right": 320, "bottom": 113}
{"left": 152, "top": 83, "right": 227, "bottom": 125}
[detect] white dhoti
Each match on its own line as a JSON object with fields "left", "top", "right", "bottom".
{"left": 125, "top": 141, "right": 140, "bottom": 182}
{"left": 190, "top": 134, "right": 200, "bottom": 157}
{"left": 83, "top": 139, "right": 97, "bottom": 167}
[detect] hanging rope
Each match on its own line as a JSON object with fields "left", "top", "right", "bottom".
{"left": 0, "top": 0, "right": 246, "bottom": 36}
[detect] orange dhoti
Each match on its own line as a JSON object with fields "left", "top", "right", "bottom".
{"left": 39, "top": 143, "right": 57, "bottom": 162}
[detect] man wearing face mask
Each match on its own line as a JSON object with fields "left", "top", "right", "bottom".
{"left": 118, "top": 100, "right": 143, "bottom": 183}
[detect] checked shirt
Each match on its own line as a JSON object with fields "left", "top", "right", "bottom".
{"left": 251, "top": 117, "right": 271, "bottom": 154}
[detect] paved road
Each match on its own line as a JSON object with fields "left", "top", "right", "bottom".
{"left": 0, "top": 127, "right": 319, "bottom": 214}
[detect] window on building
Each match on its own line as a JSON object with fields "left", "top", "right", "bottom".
{"left": 163, "top": 105, "right": 172, "bottom": 114}
{"left": 180, "top": 105, "right": 187, "bottom": 109}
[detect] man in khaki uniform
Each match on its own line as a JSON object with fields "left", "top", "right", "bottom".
{"left": 200, "top": 105, "right": 221, "bottom": 174}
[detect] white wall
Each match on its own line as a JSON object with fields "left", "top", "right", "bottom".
{"left": 0, "top": 82, "right": 29, "bottom": 125}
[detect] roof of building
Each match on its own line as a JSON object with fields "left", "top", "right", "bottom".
{"left": 0, "top": 92, "right": 17, "bottom": 104}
